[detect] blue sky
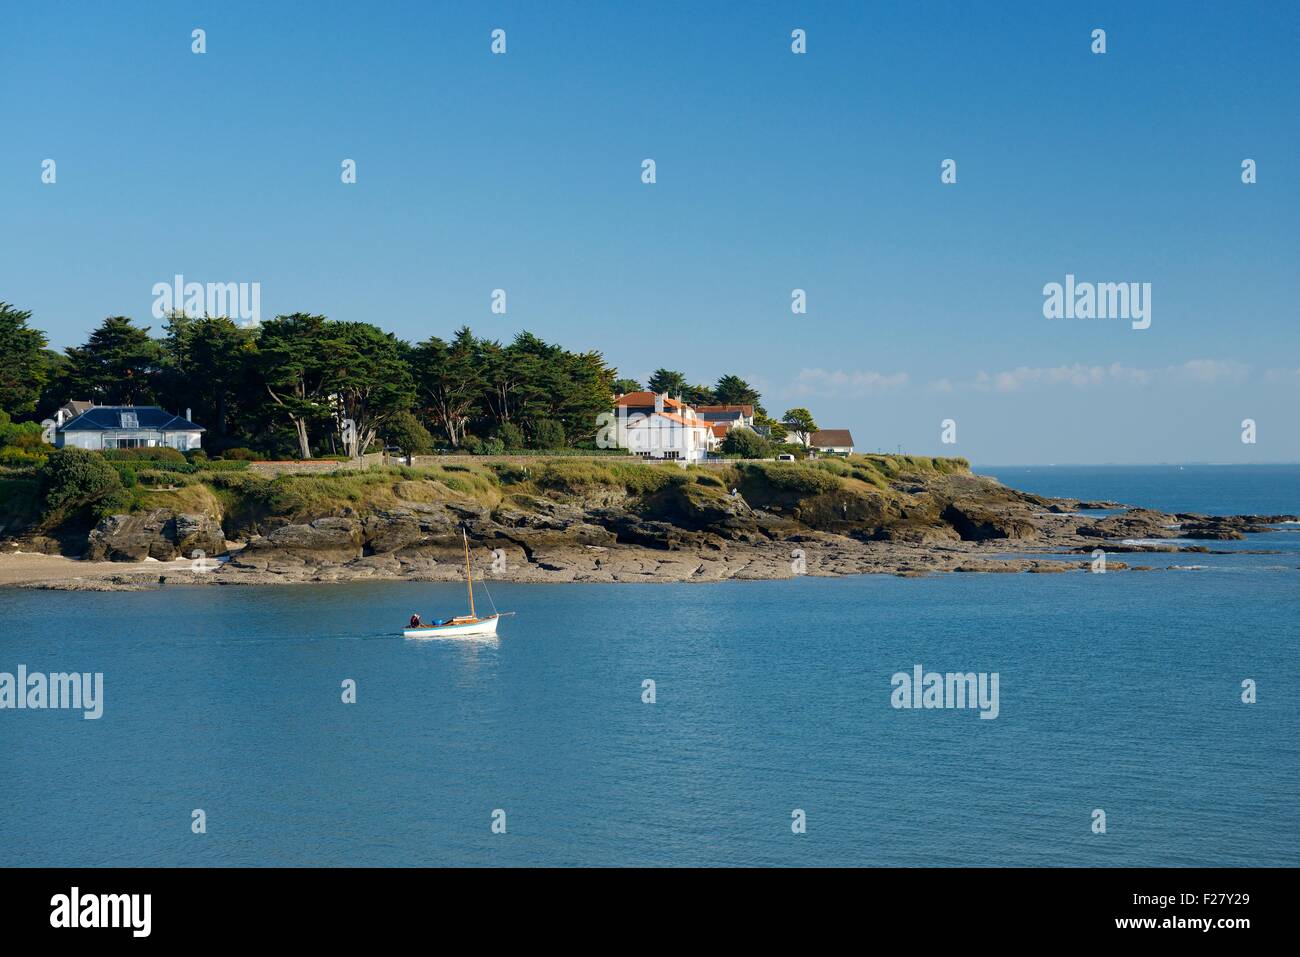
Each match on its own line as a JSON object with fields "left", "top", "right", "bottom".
{"left": 2, "top": 1, "right": 1297, "bottom": 463}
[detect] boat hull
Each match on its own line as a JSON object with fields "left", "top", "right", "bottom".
{"left": 403, "top": 615, "right": 500, "bottom": 639}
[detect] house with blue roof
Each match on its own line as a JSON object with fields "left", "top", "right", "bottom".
{"left": 56, "top": 404, "right": 205, "bottom": 452}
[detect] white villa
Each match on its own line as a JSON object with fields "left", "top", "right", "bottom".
{"left": 808, "top": 429, "right": 855, "bottom": 455}
{"left": 612, "top": 392, "right": 718, "bottom": 462}
{"left": 609, "top": 391, "right": 856, "bottom": 462}
{"left": 56, "top": 404, "right": 205, "bottom": 451}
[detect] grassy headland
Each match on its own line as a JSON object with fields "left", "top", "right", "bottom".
{"left": 1, "top": 451, "right": 972, "bottom": 548}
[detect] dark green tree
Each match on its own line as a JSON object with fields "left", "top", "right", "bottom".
{"left": 384, "top": 410, "right": 434, "bottom": 454}
{"left": 531, "top": 418, "right": 566, "bottom": 449}
{"left": 158, "top": 314, "right": 254, "bottom": 437}
{"left": 713, "top": 374, "right": 762, "bottom": 409}
{"left": 781, "top": 408, "right": 819, "bottom": 446}
{"left": 0, "top": 303, "right": 49, "bottom": 417}
{"left": 255, "top": 314, "right": 333, "bottom": 458}
{"left": 62, "top": 316, "right": 161, "bottom": 405}
{"left": 35, "top": 349, "right": 72, "bottom": 420}
{"left": 682, "top": 383, "right": 716, "bottom": 407}
{"left": 647, "top": 368, "right": 686, "bottom": 396}
{"left": 322, "top": 321, "right": 416, "bottom": 456}
{"left": 497, "top": 421, "right": 525, "bottom": 450}
{"left": 412, "top": 327, "right": 481, "bottom": 447}
{"left": 719, "top": 427, "right": 775, "bottom": 458}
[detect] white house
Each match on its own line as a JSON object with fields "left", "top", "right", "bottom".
{"left": 613, "top": 392, "right": 717, "bottom": 462}
{"left": 56, "top": 405, "right": 205, "bottom": 451}
{"left": 695, "top": 404, "right": 755, "bottom": 432}
{"left": 808, "top": 429, "right": 855, "bottom": 455}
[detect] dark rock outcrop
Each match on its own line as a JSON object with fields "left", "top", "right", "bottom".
{"left": 239, "top": 517, "right": 363, "bottom": 564}
{"left": 85, "top": 509, "right": 226, "bottom": 562}
{"left": 942, "top": 502, "right": 1039, "bottom": 541}
{"left": 1076, "top": 508, "right": 1178, "bottom": 540}
{"left": 1179, "top": 525, "right": 1246, "bottom": 541}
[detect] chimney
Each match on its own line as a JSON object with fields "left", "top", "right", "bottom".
{"left": 654, "top": 394, "right": 664, "bottom": 413}
{"left": 186, "top": 407, "right": 192, "bottom": 422}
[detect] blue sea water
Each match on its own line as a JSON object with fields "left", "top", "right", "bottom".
{"left": 974, "top": 464, "right": 1300, "bottom": 516}
{"left": 1, "top": 467, "right": 1297, "bottom": 867}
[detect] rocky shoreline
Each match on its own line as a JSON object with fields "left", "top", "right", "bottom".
{"left": 4, "top": 468, "right": 1294, "bottom": 591}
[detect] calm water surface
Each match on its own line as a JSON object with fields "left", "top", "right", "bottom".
{"left": 2, "top": 467, "right": 1297, "bottom": 866}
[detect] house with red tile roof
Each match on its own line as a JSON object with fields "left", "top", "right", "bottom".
{"left": 612, "top": 392, "right": 718, "bottom": 462}
{"left": 694, "top": 404, "right": 755, "bottom": 435}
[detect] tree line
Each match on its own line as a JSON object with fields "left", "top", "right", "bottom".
{"left": 0, "top": 302, "right": 816, "bottom": 459}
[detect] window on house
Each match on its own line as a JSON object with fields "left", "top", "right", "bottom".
{"left": 119, "top": 412, "right": 138, "bottom": 428}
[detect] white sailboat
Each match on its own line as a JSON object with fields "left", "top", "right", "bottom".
{"left": 403, "top": 529, "right": 511, "bottom": 639}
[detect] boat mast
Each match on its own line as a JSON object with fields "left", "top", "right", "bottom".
{"left": 463, "top": 528, "right": 476, "bottom": 618}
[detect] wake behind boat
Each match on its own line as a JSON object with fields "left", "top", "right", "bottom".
{"left": 403, "top": 528, "right": 513, "bottom": 639}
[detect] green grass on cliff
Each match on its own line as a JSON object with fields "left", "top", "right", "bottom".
{"left": 0, "top": 453, "right": 973, "bottom": 541}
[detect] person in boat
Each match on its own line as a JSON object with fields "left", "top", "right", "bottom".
{"left": 409, "top": 613, "right": 423, "bottom": 627}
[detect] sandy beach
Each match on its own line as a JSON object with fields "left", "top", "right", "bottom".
{"left": 0, "top": 550, "right": 197, "bottom": 588}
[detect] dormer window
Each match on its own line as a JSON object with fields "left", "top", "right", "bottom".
{"left": 119, "top": 412, "right": 138, "bottom": 428}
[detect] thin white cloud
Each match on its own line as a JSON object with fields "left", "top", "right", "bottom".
{"left": 1173, "top": 359, "right": 1250, "bottom": 383}
{"left": 1263, "top": 367, "right": 1300, "bottom": 383}
{"left": 787, "top": 368, "right": 910, "bottom": 398}
{"left": 941, "top": 359, "right": 1250, "bottom": 393}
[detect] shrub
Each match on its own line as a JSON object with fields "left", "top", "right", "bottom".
{"left": 110, "top": 460, "right": 198, "bottom": 477}
{"left": 719, "top": 428, "right": 774, "bottom": 459}
{"left": 530, "top": 419, "right": 566, "bottom": 450}
{"left": 385, "top": 411, "right": 435, "bottom": 454}
{"left": 739, "top": 461, "right": 842, "bottom": 496}
{"left": 0, "top": 418, "right": 48, "bottom": 446}
{"left": 476, "top": 437, "right": 505, "bottom": 456}
{"left": 38, "top": 447, "right": 125, "bottom": 516}
{"left": 185, "top": 449, "right": 209, "bottom": 464}
{"left": 92, "top": 487, "right": 136, "bottom": 520}
{"left": 219, "top": 447, "right": 259, "bottom": 461}
{"left": 134, "top": 469, "right": 174, "bottom": 486}
{"left": 531, "top": 459, "right": 676, "bottom": 496}
{"left": 488, "top": 462, "right": 530, "bottom": 485}
{"left": 0, "top": 419, "right": 53, "bottom": 466}
{"left": 497, "top": 422, "right": 525, "bottom": 451}
{"left": 101, "top": 446, "right": 187, "bottom": 463}
{"left": 814, "top": 458, "right": 852, "bottom": 477}
{"left": 0, "top": 444, "right": 48, "bottom": 467}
